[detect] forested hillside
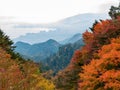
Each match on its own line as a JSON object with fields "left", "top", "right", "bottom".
{"left": 54, "top": 4, "right": 120, "bottom": 90}
{"left": 0, "top": 30, "right": 55, "bottom": 89}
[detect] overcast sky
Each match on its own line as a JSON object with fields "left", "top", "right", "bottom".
{"left": 0, "top": 0, "right": 119, "bottom": 23}
{"left": 0, "top": 0, "right": 119, "bottom": 39}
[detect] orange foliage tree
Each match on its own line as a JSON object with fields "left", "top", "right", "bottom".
{"left": 79, "top": 37, "right": 120, "bottom": 90}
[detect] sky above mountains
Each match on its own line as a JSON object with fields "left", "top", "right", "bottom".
{"left": 0, "top": 0, "right": 119, "bottom": 40}
{"left": 1, "top": 13, "right": 109, "bottom": 41}
{"left": 0, "top": 0, "right": 118, "bottom": 23}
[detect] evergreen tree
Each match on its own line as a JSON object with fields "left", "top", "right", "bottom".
{"left": 109, "top": 3, "right": 120, "bottom": 19}
{"left": 0, "top": 29, "right": 26, "bottom": 62}
{"left": 0, "top": 29, "right": 14, "bottom": 52}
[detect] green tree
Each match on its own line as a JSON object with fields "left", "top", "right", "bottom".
{"left": 0, "top": 29, "right": 26, "bottom": 63}
{"left": 109, "top": 3, "right": 120, "bottom": 19}
{"left": 0, "top": 29, "right": 14, "bottom": 52}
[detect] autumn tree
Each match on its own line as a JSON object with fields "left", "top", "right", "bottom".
{"left": 79, "top": 37, "right": 120, "bottom": 90}
{"left": 54, "top": 4, "right": 120, "bottom": 90}
{"left": 56, "top": 18, "right": 119, "bottom": 89}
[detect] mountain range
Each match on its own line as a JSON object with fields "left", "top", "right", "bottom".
{"left": 12, "top": 13, "right": 109, "bottom": 73}
{"left": 14, "top": 39, "right": 60, "bottom": 62}
{"left": 13, "top": 13, "right": 109, "bottom": 44}
{"left": 14, "top": 33, "right": 84, "bottom": 74}
{"left": 14, "top": 33, "right": 83, "bottom": 62}
{"left": 60, "top": 33, "right": 82, "bottom": 44}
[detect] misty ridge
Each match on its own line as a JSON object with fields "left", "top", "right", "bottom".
{"left": 0, "top": 13, "right": 109, "bottom": 44}
{"left": 14, "top": 13, "right": 109, "bottom": 44}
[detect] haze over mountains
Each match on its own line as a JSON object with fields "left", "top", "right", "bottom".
{"left": 1, "top": 13, "right": 110, "bottom": 68}
{"left": 0, "top": 13, "right": 110, "bottom": 70}
{"left": 0, "top": 13, "right": 109, "bottom": 44}
{"left": 14, "top": 33, "right": 83, "bottom": 62}
{"left": 14, "top": 33, "right": 84, "bottom": 74}
{"left": 14, "top": 13, "right": 109, "bottom": 44}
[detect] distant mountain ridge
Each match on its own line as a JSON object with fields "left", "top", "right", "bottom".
{"left": 14, "top": 33, "right": 83, "bottom": 62}
{"left": 60, "top": 33, "right": 82, "bottom": 44}
{"left": 14, "top": 41, "right": 31, "bottom": 56}
{"left": 13, "top": 13, "right": 109, "bottom": 44}
{"left": 14, "top": 39, "right": 60, "bottom": 62}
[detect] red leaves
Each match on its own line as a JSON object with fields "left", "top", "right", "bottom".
{"left": 94, "top": 20, "right": 111, "bottom": 35}
{"left": 83, "top": 30, "right": 93, "bottom": 44}
{"left": 71, "top": 50, "right": 82, "bottom": 65}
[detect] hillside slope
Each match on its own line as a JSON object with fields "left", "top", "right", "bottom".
{"left": 0, "top": 29, "right": 55, "bottom": 90}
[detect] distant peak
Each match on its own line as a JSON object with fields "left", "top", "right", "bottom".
{"left": 15, "top": 41, "right": 30, "bottom": 45}
{"left": 47, "top": 39, "right": 57, "bottom": 43}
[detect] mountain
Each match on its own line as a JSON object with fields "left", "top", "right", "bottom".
{"left": 12, "top": 13, "right": 109, "bottom": 44}
{"left": 60, "top": 33, "right": 82, "bottom": 44}
{"left": 14, "top": 41, "right": 31, "bottom": 56}
{"left": 14, "top": 39, "right": 61, "bottom": 62}
{"left": 15, "top": 33, "right": 83, "bottom": 63}
{"left": 41, "top": 38, "right": 84, "bottom": 74}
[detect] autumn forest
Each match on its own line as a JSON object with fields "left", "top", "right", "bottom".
{"left": 1, "top": 4, "right": 120, "bottom": 90}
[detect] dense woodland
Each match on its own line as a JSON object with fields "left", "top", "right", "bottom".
{"left": 0, "top": 4, "right": 120, "bottom": 90}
